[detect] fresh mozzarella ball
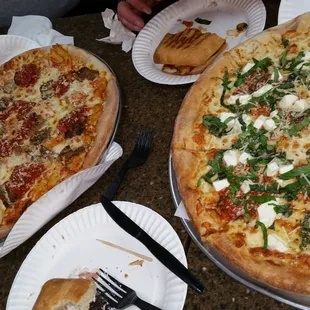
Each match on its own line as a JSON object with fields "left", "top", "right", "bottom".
{"left": 223, "top": 150, "right": 239, "bottom": 167}
{"left": 278, "top": 95, "right": 298, "bottom": 110}
{"left": 263, "top": 118, "right": 277, "bottom": 131}
{"left": 266, "top": 162, "right": 279, "bottom": 176}
{"left": 253, "top": 115, "right": 267, "bottom": 129}
{"left": 213, "top": 179, "right": 230, "bottom": 191}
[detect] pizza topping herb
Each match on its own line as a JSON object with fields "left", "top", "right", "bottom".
{"left": 256, "top": 220, "right": 268, "bottom": 251}
{"left": 234, "top": 57, "right": 272, "bottom": 88}
{"left": 280, "top": 165, "right": 310, "bottom": 180}
{"left": 282, "top": 37, "right": 289, "bottom": 48}
{"left": 249, "top": 195, "right": 276, "bottom": 203}
{"left": 281, "top": 51, "right": 306, "bottom": 71}
{"left": 300, "top": 211, "right": 310, "bottom": 249}
{"left": 273, "top": 204, "right": 292, "bottom": 217}
{"left": 202, "top": 115, "right": 230, "bottom": 137}
{"left": 287, "top": 116, "right": 310, "bottom": 136}
{"left": 194, "top": 17, "right": 212, "bottom": 25}
{"left": 220, "top": 70, "right": 234, "bottom": 111}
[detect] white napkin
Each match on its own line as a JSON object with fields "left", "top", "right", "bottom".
{"left": 97, "top": 9, "right": 136, "bottom": 53}
{"left": 0, "top": 142, "right": 123, "bottom": 258}
{"left": 8, "top": 15, "right": 74, "bottom": 46}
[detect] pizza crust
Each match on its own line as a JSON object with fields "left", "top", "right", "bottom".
{"left": 62, "top": 45, "right": 119, "bottom": 169}
{"left": 0, "top": 45, "right": 119, "bottom": 240}
{"left": 172, "top": 52, "right": 239, "bottom": 151}
{"left": 208, "top": 233, "right": 310, "bottom": 294}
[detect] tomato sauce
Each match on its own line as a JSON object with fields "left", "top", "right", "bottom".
{"left": 14, "top": 64, "right": 39, "bottom": 87}
{"left": 6, "top": 163, "right": 45, "bottom": 201}
{"left": 53, "top": 76, "right": 70, "bottom": 97}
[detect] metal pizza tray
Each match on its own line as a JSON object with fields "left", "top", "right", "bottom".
{"left": 168, "top": 154, "right": 310, "bottom": 309}
{"left": 0, "top": 55, "right": 121, "bottom": 249}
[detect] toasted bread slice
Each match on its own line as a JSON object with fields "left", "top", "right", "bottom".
{"left": 154, "top": 28, "right": 226, "bottom": 67}
{"left": 33, "top": 278, "right": 96, "bottom": 310}
{"left": 162, "top": 41, "right": 228, "bottom": 75}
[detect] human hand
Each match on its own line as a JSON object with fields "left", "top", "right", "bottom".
{"left": 117, "top": 0, "right": 159, "bottom": 32}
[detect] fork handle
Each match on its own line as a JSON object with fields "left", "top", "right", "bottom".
{"left": 104, "top": 165, "right": 128, "bottom": 200}
{"left": 134, "top": 297, "right": 162, "bottom": 310}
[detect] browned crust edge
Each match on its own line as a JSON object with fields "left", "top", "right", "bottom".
{"left": 64, "top": 45, "right": 119, "bottom": 169}
{"left": 208, "top": 233, "right": 310, "bottom": 295}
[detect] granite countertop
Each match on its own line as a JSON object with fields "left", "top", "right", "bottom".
{"left": 0, "top": 0, "right": 296, "bottom": 309}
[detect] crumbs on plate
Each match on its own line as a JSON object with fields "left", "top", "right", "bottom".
{"left": 129, "top": 259, "right": 144, "bottom": 267}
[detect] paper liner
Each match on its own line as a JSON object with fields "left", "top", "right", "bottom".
{"left": 278, "top": 0, "right": 310, "bottom": 24}
{"left": 0, "top": 35, "right": 40, "bottom": 65}
{"left": 7, "top": 202, "right": 187, "bottom": 310}
{"left": 0, "top": 142, "right": 122, "bottom": 258}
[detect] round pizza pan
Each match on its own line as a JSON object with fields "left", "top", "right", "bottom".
{"left": 0, "top": 54, "right": 122, "bottom": 249}
{"left": 168, "top": 154, "right": 310, "bottom": 309}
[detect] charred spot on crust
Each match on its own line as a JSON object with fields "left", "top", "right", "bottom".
{"left": 76, "top": 67, "right": 99, "bottom": 81}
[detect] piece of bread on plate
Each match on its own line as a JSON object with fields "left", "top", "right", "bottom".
{"left": 153, "top": 28, "right": 227, "bottom": 75}
{"left": 33, "top": 278, "right": 96, "bottom": 310}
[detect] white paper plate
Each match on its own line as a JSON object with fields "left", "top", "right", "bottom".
{"left": 0, "top": 35, "right": 40, "bottom": 65}
{"left": 278, "top": 0, "right": 310, "bottom": 25}
{"left": 132, "top": 0, "right": 266, "bottom": 85}
{"left": 7, "top": 202, "right": 187, "bottom": 310}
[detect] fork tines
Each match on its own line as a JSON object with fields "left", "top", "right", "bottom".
{"left": 135, "top": 127, "right": 153, "bottom": 154}
{"left": 92, "top": 269, "right": 128, "bottom": 307}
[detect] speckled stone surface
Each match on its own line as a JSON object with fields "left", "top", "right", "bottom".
{"left": 0, "top": 0, "right": 296, "bottom": 309}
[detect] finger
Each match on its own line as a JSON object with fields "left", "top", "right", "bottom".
{"left": 118, "top": 15, "right": 143, "bottom": 32}
{"left": 126, "top": 0, "right": 152, "bottom": 14}
{"left": 118, "top": 2, "right": 145, "bottom": 29}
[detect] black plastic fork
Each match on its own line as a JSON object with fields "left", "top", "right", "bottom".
{"left": 93, "top": 269, "right": 161, "bottom": 310}
{"left": 104, "top": 128, "right": 153, "bottom": 200}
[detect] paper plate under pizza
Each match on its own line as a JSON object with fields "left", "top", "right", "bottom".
{"left": 171, "top": 11, "right": 310, "bottom": 298}
{"left": 0, "top": 44, "right": 120, "bottom": 243}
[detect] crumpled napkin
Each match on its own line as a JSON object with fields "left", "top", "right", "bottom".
{"left": 97, "top": 8, "right": 136, "bottom": 53}
{"left": 8, "top": 15, "right": 74, "bottom": 46}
